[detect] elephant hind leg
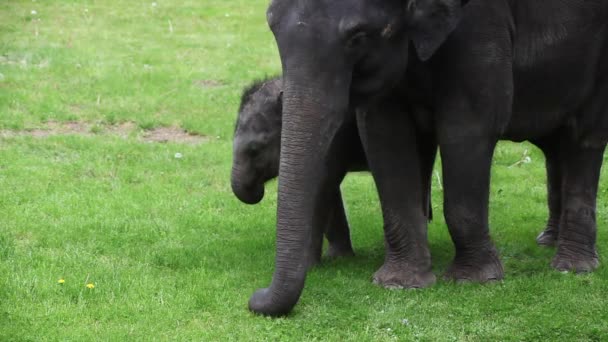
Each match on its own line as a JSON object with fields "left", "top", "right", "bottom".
{"left": 418, "top": 135, "right": 437, "bottom": 222}
{"left": 308, "top": 186, "right": 354, "bottom": 268}
{"left": 532, "top": 135, "right": 563, "bottom": 247}
{"left": 324, "top": 188, "right": 355, "bottom": 258}
{"left": 552, "top": 77, "right": 608, "bottom": 272}
{"left": 551, "top": 139, "right": 605, "bottom": 273}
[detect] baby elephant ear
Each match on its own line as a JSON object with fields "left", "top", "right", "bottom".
{"left": 406, "top": 0, "right": 468, "bottom": 61}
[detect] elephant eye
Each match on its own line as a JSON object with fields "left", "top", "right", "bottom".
{"left": 346, "top": 31, "right": 368, "bottom": 49}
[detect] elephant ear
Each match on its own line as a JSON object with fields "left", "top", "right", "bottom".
{"left": 405, "top": 0, "right": 469, "bottom": 61}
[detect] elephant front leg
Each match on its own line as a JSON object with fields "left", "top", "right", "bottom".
{"left": 532, "top": 136, "right": 563, "bottom": 247}
{"left": 441, "top": 136, "right": 504, "bottom": 283}
{"left": 324, "top": 188, "right": 355, "bottom": 258}
{"left": 357, "top": 103, "right": 435, "bottom": 289}
{"left": 551, "top": 141, "right": 605, "bottom": 273}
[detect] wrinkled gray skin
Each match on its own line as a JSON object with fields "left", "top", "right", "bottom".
{"left": 231, "top": 76, "right": 435, "bottom": 263}
{"left": 231, "top": 77, "right": 364, "bottom": 261}
{"left": 249, "top": 0, "right": 608, "bottom": 317}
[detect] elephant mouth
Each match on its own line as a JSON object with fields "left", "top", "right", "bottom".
{"left": 232, "top": 182, "right": 265, "bottom": 205}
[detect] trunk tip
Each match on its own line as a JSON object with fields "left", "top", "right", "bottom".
{"left": 248, "top": 288, "right": 294, "bottom": 317}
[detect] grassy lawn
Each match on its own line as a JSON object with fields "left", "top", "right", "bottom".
{"left": 1, "top": 1, "right": 607, "bottom": 340}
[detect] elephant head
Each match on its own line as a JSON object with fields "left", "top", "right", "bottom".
{"left": 249, "top": 0, "right": 468, "bottom": 316}
{"left": 231, "top": 77, "right": 283, "bottom": 204}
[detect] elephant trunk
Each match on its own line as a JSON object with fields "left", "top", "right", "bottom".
{"left": 231, "top": 161, "right": 264, "bottom": 205}
{"left": 248, "top": 72, "right": 350, "bottom": 316}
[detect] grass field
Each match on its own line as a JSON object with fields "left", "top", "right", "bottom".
{"left": 1, "top": 1, "right": 607, "bottom": 340}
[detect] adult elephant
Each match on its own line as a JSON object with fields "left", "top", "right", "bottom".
{"left": 249, "top": 0, "right": 608, "bottom": 316}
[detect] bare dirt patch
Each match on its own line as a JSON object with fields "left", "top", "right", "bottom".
{"left": 1, "top": 121, "right": 93, "bottom": 138}
{"left": 141, "top": 126, "right": 208, "bottom": 144}
{"left": 105, "top": 122, "right": 137, "bottom": 138}
{"left": 0, "top": 121, "right": 208, "bottom": 144}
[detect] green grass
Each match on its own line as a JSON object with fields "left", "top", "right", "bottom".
{"left": 1, "top": 1, "right": 607, "bottom": 340}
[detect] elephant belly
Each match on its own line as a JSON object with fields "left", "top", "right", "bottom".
{"left": 502, "top": 71, "right": 589, "bottom": 142}
{"left": 502, "top": 6, "right": 607, "bottom": 142}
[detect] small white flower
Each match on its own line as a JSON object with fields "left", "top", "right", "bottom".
{"left": 84, "top": 8, "right": 89, "bottom": 13}
{"left": 151, "top": 2, "right": 158, "bottom": 7}
{"left": 401, "top": 318, "right": 409, "bottom": 326}
{"left": 387, "top": 328, "right": 392, "bottom": 332}
{"left": 224, "top": 13, "right": 230, "bottom": 17}
{"left": 31, "top": 10, "right": 37, "bottom": 15}
{"left": 174, "top": 153, "right": 183, "bottom": 159}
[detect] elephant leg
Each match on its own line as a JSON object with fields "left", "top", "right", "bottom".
{"left": 441, "top": 136, "right": 504, "bottom": 282}
{"left": 551, "top": 140, "right": 605, "bottom": 273}
{"left": 532, "top": 136, "right": 563, "bottom": 247}
{"left": 324, "top": 187, "right": 355, "bottom": 258}
{"left": 309, "top": 221, "right": 325, "bottom": 268}
{"left": 419, "top": 135, "right": 437, "bottom": 221}
{"left": 356, "top": 102, "right": 435, "bottom": 289}
{"left": 309, "top": 185, "right": 352, "bottom": 266}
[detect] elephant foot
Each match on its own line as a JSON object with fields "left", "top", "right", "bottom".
{"left": 372, "top": 262, "right": 436, "bottom": 289}
{"left": 326, "top": 244, "right": 355, "bottom": 258}
{"left": 551, "top": 244, "right": 599, "bottom": 273}
{"left": 444, "top": 246, "right": 504, "bottom": 283}
{"left": 536, "top": 227, "right": 558, "bottom": 247}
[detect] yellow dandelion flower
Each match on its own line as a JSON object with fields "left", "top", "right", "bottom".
{"left": 86, "top": 283, "right": 95, "bottom": 289}
{"left": 58, "top": 278, "right": 65, "bottom": 284}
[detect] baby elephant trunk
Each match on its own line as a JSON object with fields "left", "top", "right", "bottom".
{"left": 231, "top": 162, "right": 265, "bottom": 205}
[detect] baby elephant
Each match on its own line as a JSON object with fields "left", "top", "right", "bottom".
{"left": 231, "top": 76, "right": 368, "bottom": 262}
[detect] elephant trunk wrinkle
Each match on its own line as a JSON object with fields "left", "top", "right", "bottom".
{"left": 249, "top": 81, "right": 350, "bottom": 316}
